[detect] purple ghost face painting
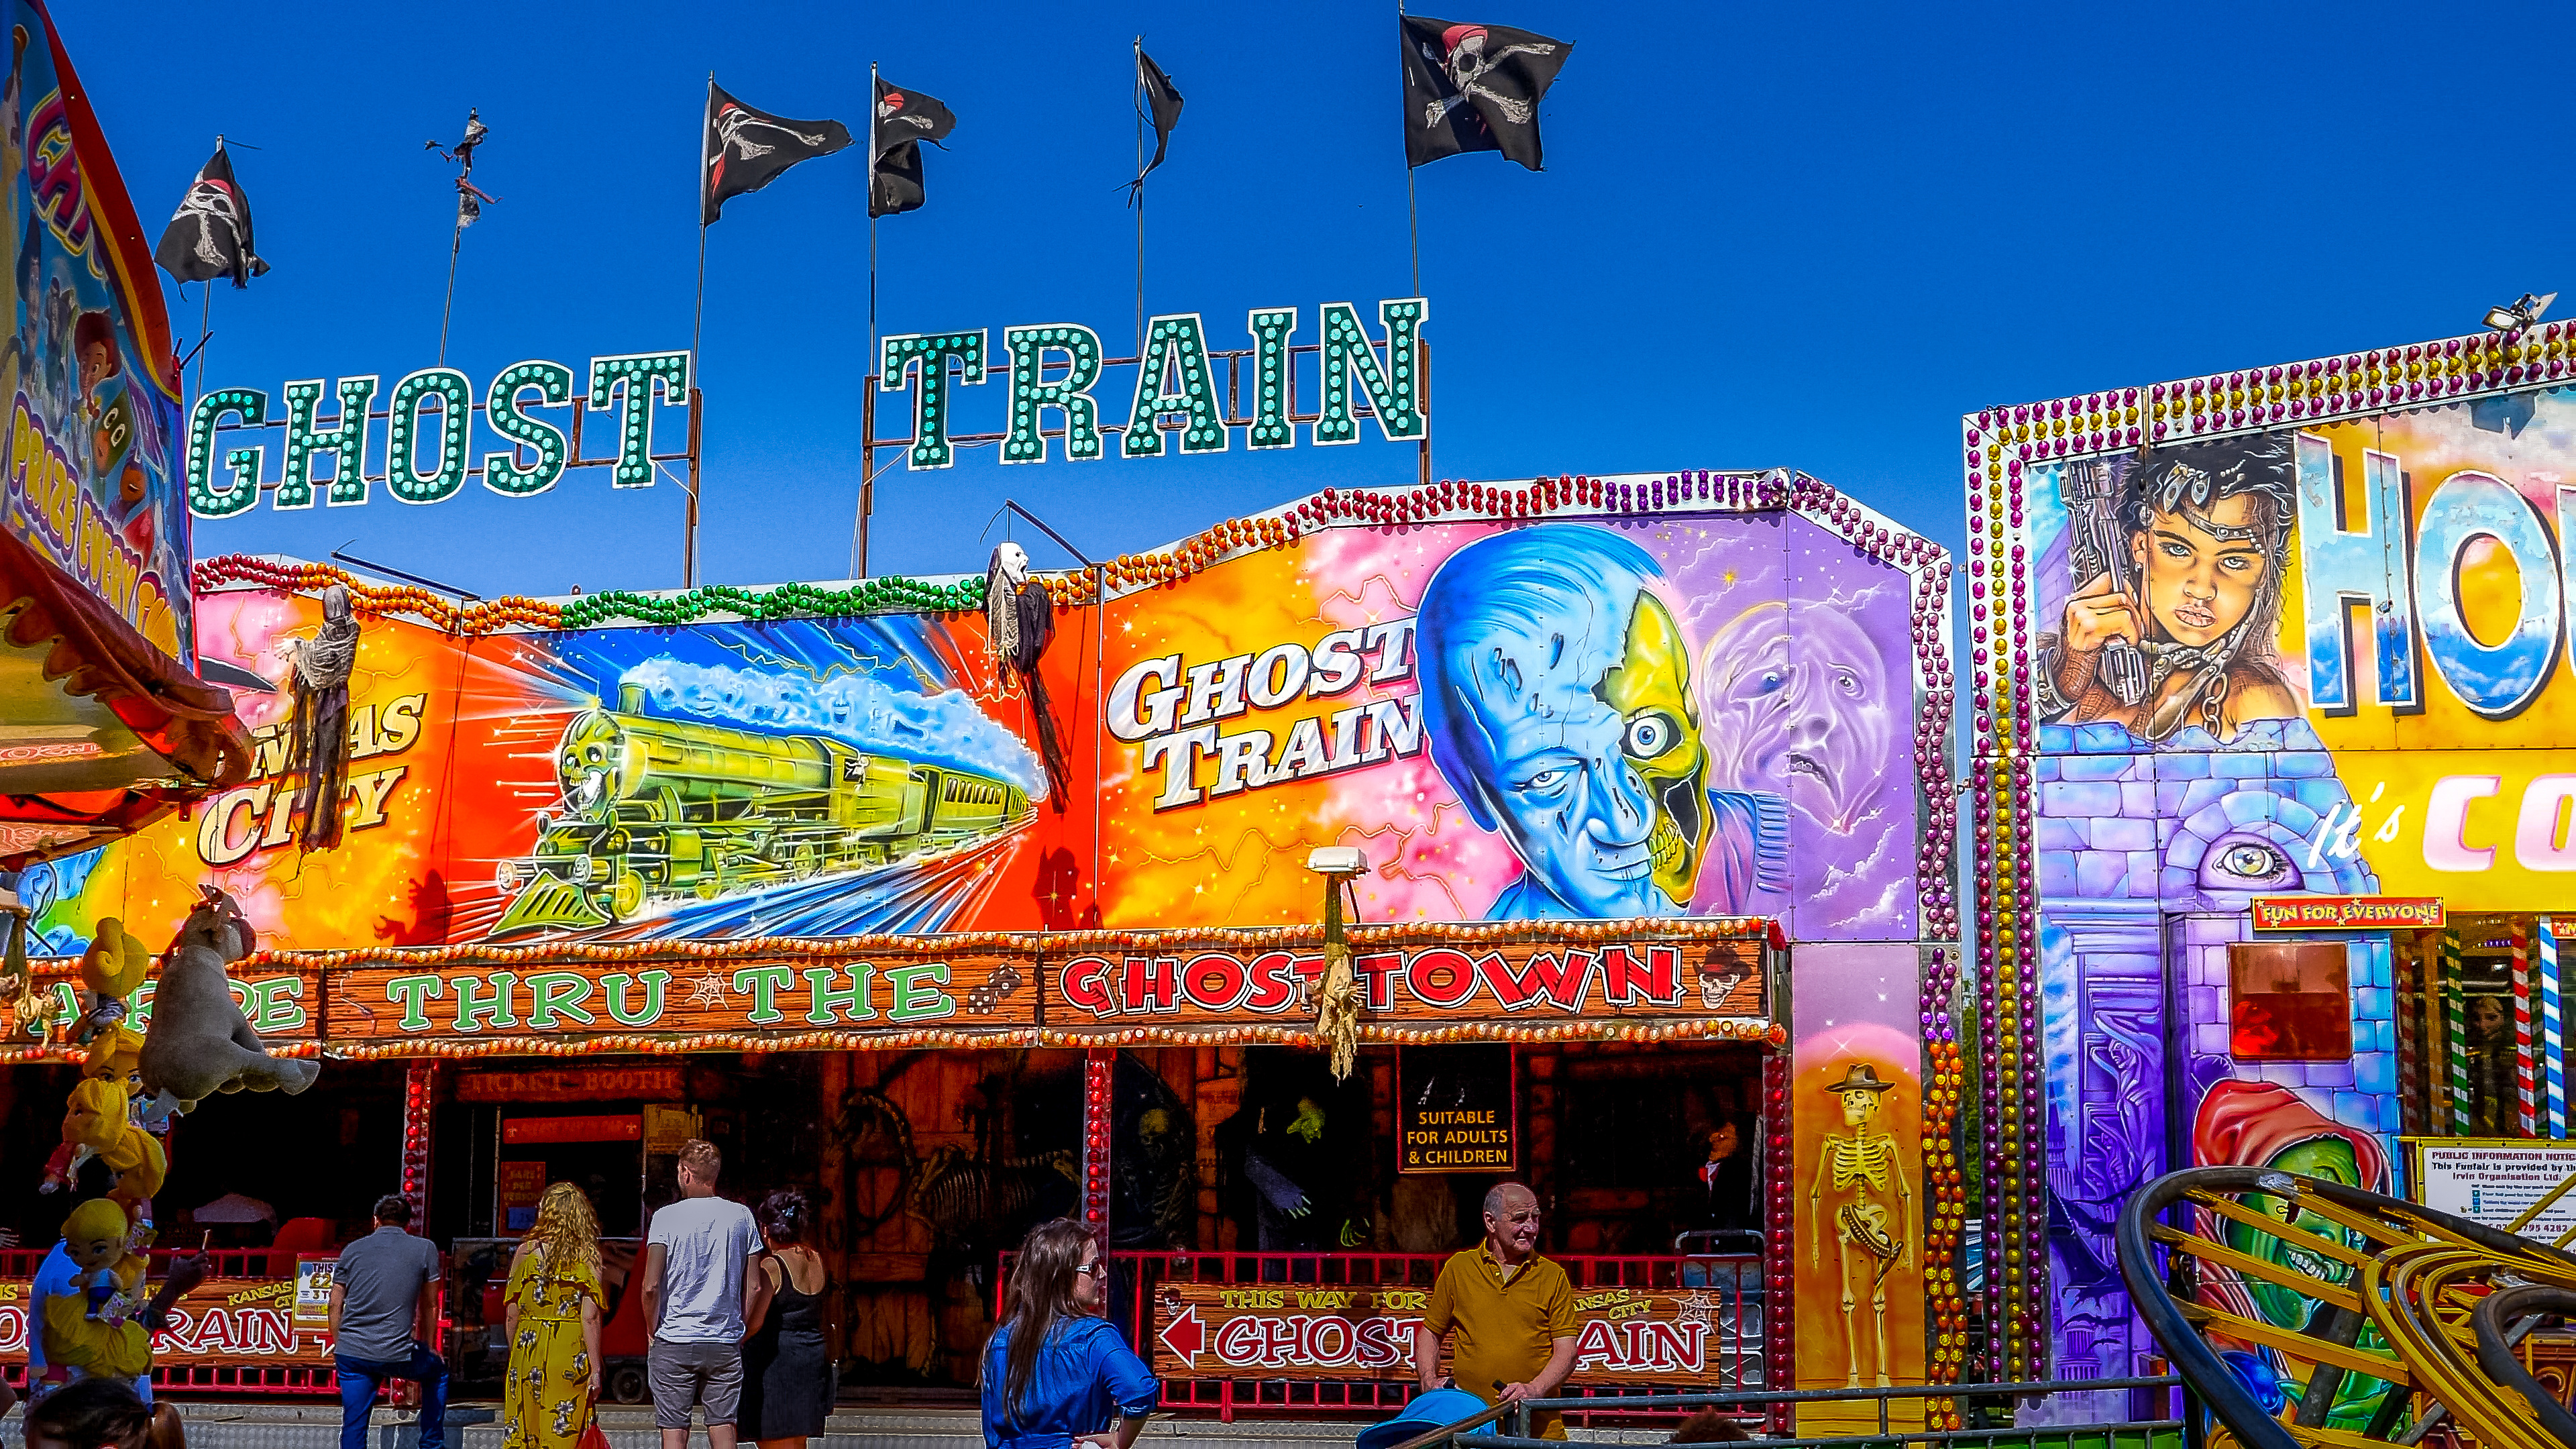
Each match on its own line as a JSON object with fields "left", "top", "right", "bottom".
{"left": 1698, "top": 599, "right": 1894, "bottom": 835}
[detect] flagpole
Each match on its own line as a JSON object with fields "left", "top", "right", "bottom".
{"left": 1133, "top": 36, "right": 1144, "bottom": 360}
{"left": 196, "top": 284, "right": 211, "bottom": 400}
{"left": 437, "top": 218, "right": 462, "bottom": 366}
{"left": 688, "top": 74, "right": 713, "bottom": 592}
{"left": 1399, "top": 1, "right": 1421, "bottom": 297}
{"left": 859, "top": 60, "right": 879, "bottom": 580}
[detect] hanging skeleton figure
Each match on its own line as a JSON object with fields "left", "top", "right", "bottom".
{"left": 1808, "top": 1063, "right": 1914, "bottom": 1389}
{"left": 984, "top": 544, "right": 1071, "bottom": 813}
{"left": 278, "top": 585, "right": 360, "bottom": 851}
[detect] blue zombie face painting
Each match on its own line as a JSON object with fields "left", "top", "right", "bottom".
{"left": 1418, "top": 528, "right": 1682, "bottom": 920}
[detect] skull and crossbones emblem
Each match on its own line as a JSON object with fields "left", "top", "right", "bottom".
{"left": 172, "top": 180, "right": 247, "bottom": 272}
{"left": 1420, "top": 24, "right": 1557, "bottom": 129}
{"left": 877, "top": 93, "right": 936, "bottom": 133}
{"left": 714, "top": 104, "right": 830, "bottom": 162}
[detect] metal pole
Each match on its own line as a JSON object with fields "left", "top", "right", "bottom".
{"left": 437, "top": 222, "right": 462, "bottom": 366}
{"left": 195, "top": 284, "right": 211, "bottom": 401}
{"left": 684, "top": 387, "right": 704, "bottom": 588}
{"left": 857, "top": 388, "right": 875, "bottom": 580}
{"left": 1399, "top": 1, "right": 1420, "bottom": 298}
{"left": 860, "top": 60, "right": 879, "bottom": 580}
{"left": 1134, "top": 36, "right": 1145, "bottom": 360}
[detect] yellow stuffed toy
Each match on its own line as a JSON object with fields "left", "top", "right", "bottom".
{"left": 38, "top": 1197, "right": 150, "bottom": 1381}
{"left": 80, "top": 920, "right": 150, "bottom": 1006}
{"left": 40, "top": 951, "right": 163, "bottom": 1216}
{"left": 47, "top": 1076, "right": 164, "bottom": 1210}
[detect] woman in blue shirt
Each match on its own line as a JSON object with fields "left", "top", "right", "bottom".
{"left": 981, "top": 1220, "right": 1159, "bottom": 1449}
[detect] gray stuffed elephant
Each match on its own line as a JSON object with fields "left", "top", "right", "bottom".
{"left": 137, "top": 886, "right": 319, "bottom": 1118}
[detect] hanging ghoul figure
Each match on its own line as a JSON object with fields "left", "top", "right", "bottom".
{"left": 278, "top": 585, "right": 359, "bottom": 850}
{"left": 2040, "top": 437, "right": 2300, "bottom": 743}
{"left": 984, "top": 544, "right": 1071, "bottom": 813}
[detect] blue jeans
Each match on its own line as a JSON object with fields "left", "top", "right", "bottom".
{"left": 335, "top": 1344, "right": 449, "bottom": 1449}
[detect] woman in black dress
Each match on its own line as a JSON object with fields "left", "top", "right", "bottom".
{"left": 741, "top": 1189, "right": 833, "bottom": 1449}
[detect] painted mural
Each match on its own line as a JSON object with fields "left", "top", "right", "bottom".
{"left": 1990, "top": 370, "right": 2576, "bottom": 1396}
{"left": 28, "top": 492, "right": 1944, "bottom": 959}
{"left": 1788, "top": 942, "right": 1925, "bottom": 1426}
{"left": 0, "top": 0, "right": 191, "bottom": 659}
{"left": 29, "top": 586, "right": 1085, "bottom": 955}
{"left": 1100, "top": 511, "right": 1931, "bottom": 941}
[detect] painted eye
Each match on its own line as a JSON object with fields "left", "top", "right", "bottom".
{"left": 1757, "top": 672, "right": 1786, "bottom": 696}
{"left": 2200, "top": 833, "right": 2296, "bottom": 890}
{"left": 2218, "top": 843, "right": 2279, "bottom": 877}
{"left": 1523, "top": 767, "right": 1570, "bottom": 792}
{"left": 1624, "top": 712, "right": 1678, "bottom": 759}
{"left": 1835, "top": 669, "right": 1861, "bottom": 697}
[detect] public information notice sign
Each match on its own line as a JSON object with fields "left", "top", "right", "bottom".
{"left": 2405, "top": 1138, "right": 2576, "bottom": 1237}
{"left": 1150, "top": 1280, "right": 1762, "bottom": 1386}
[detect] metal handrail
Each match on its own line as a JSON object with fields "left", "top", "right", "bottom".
{"left": 1483, "top": 1376, "right": 2184, "bottom": 1446}
{"left": 1462, "top": 1426, "right": 2182, "bottom": 1449}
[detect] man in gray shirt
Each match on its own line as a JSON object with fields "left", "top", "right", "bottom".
{"left": 329, "top": 1194, "right": 447, "bottom": 1449}
{"left": 641, "top": 1140, "right": 768, "bottom": 1449}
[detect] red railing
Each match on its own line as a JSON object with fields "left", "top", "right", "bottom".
{"left": 0, "top": 1247, "right": 347, "bottom": 1396}
{"left": 1004, "top": 1250, "right": 1766, "bottom": 1422}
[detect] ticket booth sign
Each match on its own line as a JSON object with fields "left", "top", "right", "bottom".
{"left": 1150, "top": 1281, "right": 1758, "bottom": 1385}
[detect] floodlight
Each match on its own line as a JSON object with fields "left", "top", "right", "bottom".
{"left": 2483, "top": 291, "right": 2557, "bottom": 331}
{"left": 1306, "top": 846, "right": 1368, "bottom": 876}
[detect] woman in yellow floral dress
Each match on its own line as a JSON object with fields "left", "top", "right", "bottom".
{"left": 503, "top": 1183, "right": 604, "bottom": 1449}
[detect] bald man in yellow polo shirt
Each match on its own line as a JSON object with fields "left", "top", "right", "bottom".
{"left": 1413, "top": 1183, "right": 1579, "bottom": 1438}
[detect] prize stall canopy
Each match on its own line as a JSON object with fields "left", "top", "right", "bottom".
{"left": 14, "top": 468, "right": 1953, "bottom": 1410}
{"left": 0, "top": 0, "right": 248, "bottom": 863}
{"left": 1969, "top": 315, "right": 2576, "bottom": 1421}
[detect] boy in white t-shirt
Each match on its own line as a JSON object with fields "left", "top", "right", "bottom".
{"left": 640, "top": 1140, "right": 769, "bottom": 1449}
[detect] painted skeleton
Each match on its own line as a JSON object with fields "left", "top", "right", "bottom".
{"left": 1809, "top": 1065, "right": 1914, "bottom": 1389}
{"left": 1421, "top": 28, "right": 1556, "bottom": 129}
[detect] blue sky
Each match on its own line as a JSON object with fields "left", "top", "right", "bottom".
{"left": 63, "top": 0, "right": 2576, "bottom": 598}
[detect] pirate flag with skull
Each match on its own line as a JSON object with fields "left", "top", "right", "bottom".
{"left": 1400, "top": 15, "right": 1572, "bottom": 171}
{"left": 154, "top": 145, "right": 268, "bottom": 288}
{"left": 870, "top": 75, "right": 957, "bottom": 218}
{"left": 702, "top": 81, "right": 853, "bottom": 225}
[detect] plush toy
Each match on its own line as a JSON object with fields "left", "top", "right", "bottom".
{"left": 76, "top": 919, "right": 150, "bottom": 1032}
{"left": 33, "top": 1199, "right": 208, "bottom": 1407}
{"left": 42, "top": 1075, "right": 164, "bottom": 1214}
{"left": 0, "top": 896, "right": 67, "bottom": 1041}
{"left": 38, "top": 1197, "right": 149, "bottom": 1382}
{"left": 137, "top": 887, "right": 318, "bottom": 1118}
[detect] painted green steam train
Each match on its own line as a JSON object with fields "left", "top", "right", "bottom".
{"left": 489, "top": 684, "right": 1031, "bottom": 936}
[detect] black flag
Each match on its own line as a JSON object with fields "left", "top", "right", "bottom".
{"left": 154, "top": 146, "right": 268, "bottom": 288}
{"left": 1128, "top": 48, "right": 1184, "bottom": 202}
{"left": 869, "top": 76, "right": 956, "bottom": 218}
{"left": 1399, "top": 15, "right": 1572, "bottom": 171}
{"left": 703, "top": 81, "right": 854, "bottom": 225}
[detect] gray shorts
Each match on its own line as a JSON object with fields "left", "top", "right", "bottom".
{"left": 648, "top": 1338, "right": 743, "bottom": 1429}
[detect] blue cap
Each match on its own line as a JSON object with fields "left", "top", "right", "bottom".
{"left": 1356, "top": 1389, "right": 1493, "bottom": 1449}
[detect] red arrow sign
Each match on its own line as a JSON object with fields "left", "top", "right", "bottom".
{"left": 1156, "top": 1301, "right": 1205, "bottom": 1366}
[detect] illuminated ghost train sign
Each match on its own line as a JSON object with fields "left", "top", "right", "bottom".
{"left": 183, "top": 350, "right": 692, "bottom": 517}
{"left": 875, "top": 297, "right": 1428, "bottom": 470}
